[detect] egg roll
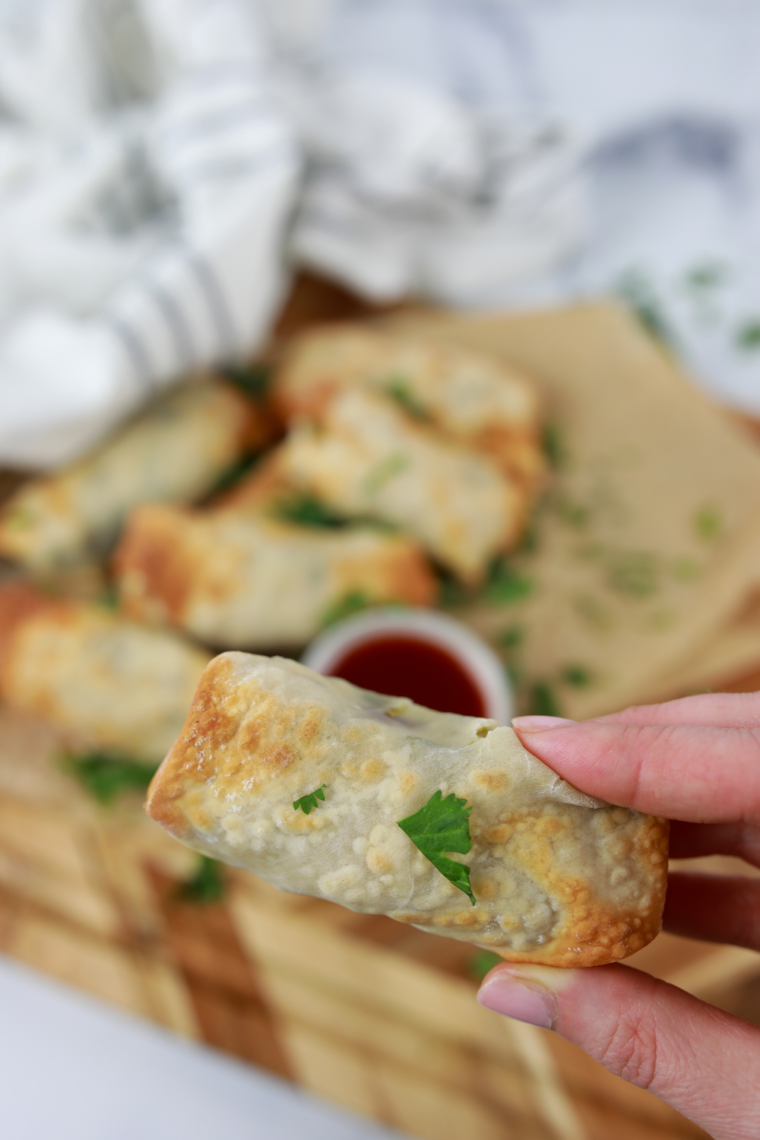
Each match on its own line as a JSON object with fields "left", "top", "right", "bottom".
{"left": 115, "top": 503, "right": 436, "bottom": 650}
{"left": 275, "top": 325, "right": 544, "bottom": 488}
{"left": 0, "top": 583, "right": 210, "bottom": 761}
{"left": 0, "top": 380, "right": 276, "bottom": 571}
{"left": 279, "top": 388, "right": 524, "bottom": 584}
{"left": 146, "top": 652, "right": 668, "bottom": 965}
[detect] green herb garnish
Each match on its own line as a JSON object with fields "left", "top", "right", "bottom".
{"left": 499, "top": 625, "right": 524, "bottom": 650}
{"left": 529, "top": 681, "right": 562, "bottom": 718}
{"left": 293, "top": 784, "right": 327, "bottom": 815}
{"left": 606, "top": 550, "right": 658, "bottom": 598}
{"left": 206, "top": 452, "right": 261, "bottom": 499}
{"left": 673, "top": 556, "right": 700, "bottom": 582}
{"left": 385, "top": 378, "right": 429, "bottom": 421}
{"left": 616, "top": 270, "right": 672, "bottom": 346}
{"left": 694, "top": 505, "right": 722, "bottom": 542}
{"left": 736, "top": 320, "right": 760, "bottom": 350}
{"left": 561, "top": 665, "right": 591, "bottom": 688}
{"left": 484, "top": 560, "right": 533, "bottom": 606}
{"left": 63, "top": 752, "right": 159, "bottom": 805}
{"left": 322, "top": 590, "right": 371, "bottom": 627}
{"left": 467, "top": 950, "right": 503, "bottom": 983}
{"left": 363, "top": 452, "right": 410, "bottom": 496}
{"left": 273, "top": 493, "right": 346, "bottom": 529}
{"left": 221, "top": 363, "right": 270, "bottom": 399}
{"left": 180, "top": 855, "right": 226, "bottom": 904}
{"left": 398, "top": 790, "right": 475, "bottom": 905}
{"left": 685, "top": 262, "right": 727, "bottom": 291}
{"left": 542, "top": 422, "right": 564, "bottom": 470}
{"left": 554, "top": 495, "right": 590, "bottom": 530}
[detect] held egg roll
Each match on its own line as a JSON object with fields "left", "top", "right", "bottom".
{"left": 0, "top": 584, "right": 210, "bottom": 762}
{"left": 280, "top": 388, "right": 524, "bottom": 584}
{"left": 0, "top": 380, "right": 276, "bottom": 571}
{"left": 147, "top": 653, "right": 668, "bottom": 966}
{"left": 115, "top": 503, "right": 436, "bottom": 649}
{"left": 274, "top": 325, "right": 545, "bottom": 488}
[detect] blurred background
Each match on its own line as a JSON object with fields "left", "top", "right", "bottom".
{"left": 0, "top": 2, "right": 759, "bottom": 1139}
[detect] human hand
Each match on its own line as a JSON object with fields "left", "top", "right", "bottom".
{"left": 476, "top": 693, "right": 760, "bottom": 1140}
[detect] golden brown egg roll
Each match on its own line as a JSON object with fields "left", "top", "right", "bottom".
{"left": 0, "top": 380, "right": 276, "bottom": 571}
{"left": 114, "top": 503, "right": 436, "bottom": 650}
{"left": 274, "top": 325, "right": 544, "bottom": 488}
{"left": 0, "top": 583, "right": 210, "bottom": 761}
{"left": 146, "top": 652, "right": 668, "bottom": 966}
{"left": 279, "top": 388, "right": 524, "bottom": 583}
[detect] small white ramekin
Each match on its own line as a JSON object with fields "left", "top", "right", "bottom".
{"left": 301, "top": 606, "right": 513, "bottom": 724}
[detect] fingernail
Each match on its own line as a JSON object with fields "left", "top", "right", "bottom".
{"left": 477, "top": 972, "right": 558, "bottom": 1029}
{"left": 511, "top": 716, "right": 577, "bottom": 731}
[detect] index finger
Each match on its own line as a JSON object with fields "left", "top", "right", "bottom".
{"left": 511, "top": 719, "right": 760, "bottom": 824}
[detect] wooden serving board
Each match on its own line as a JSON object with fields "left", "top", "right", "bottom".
{"left": 0, "top": 273, "right": 759, "bottom": 1140}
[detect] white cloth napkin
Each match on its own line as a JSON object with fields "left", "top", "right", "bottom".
{"left": 0, "top": 0, "right": 299, "bottom": 469}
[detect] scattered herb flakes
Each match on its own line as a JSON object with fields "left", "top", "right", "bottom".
{"left": 673, "top": 556, "right": 700, "bottom": 583}
{"left": 363, "top": 452, "right": 410, "bottom": 496}
{"left": 616, "top": 270, "right": 672, "bottom": 346}
{"left": 528, "top": 681, "right": 562, "bottom": 718}
{"left": 554, "top": 494, "right": 590, "bottom": 530}
{"left": 542, "top": 422, "right": 564, "bottom": 470}
{"left": 484, "top": 560, "right": 533, "bottom": 606}
{"left": 685, "top": 262, "right": 727, "bottom": 291}
{"left": 499, "top": 625, "right": 524, "bottom": 650}
{"left": 206, "top": 452, "right": 261, "bottom": 499}
{"left": 694, "top": 505, "right": 723, "bottom": 543}
{"left": 574, "top": 541, "right": 606, "bottom": 563}
{"left": 180, "top": 856, "right": 226, "bottom": 904}
{"left": 647, "top": 608, "right": 677, "bottom": 632}
{"left": 322, "top": 590, "right": 371, "bottom": 628}
{"left": 438, "top": 573, "right": 471, "bottom": 608}
{"left": 736, "top": 320, "right": 760, "bottom": 351}
{"left": 385, "top": 378, "right": 429, "bottom": 421}
{"left": 98, "top": 584, "right": 119, "bottom": 610}
{"left": 273, "top": 493, "right": 346, "bottom": 529}
{"left": 574, "top": 593, "right": 613, "bottom": 631}
{"left": 504, "top": 662, "right": 523, "bottom": 691}
{"left": 63, "top": 752, "right": 159, "bottom": 805}
{"left": 221, "top": 362, "right": 270, "bottom": 399}
{"left": 467, "top": 950, "right": 503, "bottom": 983}
{"left": 398, "top": 790, "right": 476, "bottom": 905}
{"left": 561, "top": 664, "right": 592, "bottom": 688}
{"left": 606, "top": 550, "right": 658, "bottom": 599}
{"left": 293, "top": 784, "right": 327, "bottom": 815}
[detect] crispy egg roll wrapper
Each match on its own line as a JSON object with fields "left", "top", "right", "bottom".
{"left": 147, "top": 653, "right": 668, "bottom": 965}
{"left": 0, "top": 584, "right": 210, "bottom": 761}
{"left": 115, "top": 504, "right": 436, "bottom": 649}
{"left": 0, "top": 380, "right": 275, "bottom": 571}
{"left": 280, "top": 388, "right": 524, "bottom": 584}
{"left": 275, "top": 325, "right": 545, "bottom": 488}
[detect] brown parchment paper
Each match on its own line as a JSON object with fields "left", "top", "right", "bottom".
{"left": 383, "top": 303, "right": 760, "bottom": 718}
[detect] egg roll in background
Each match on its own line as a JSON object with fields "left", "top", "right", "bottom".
{"left": 147, "top": 652, "right": 668, "bottom": 966}
{"left": 0, "top": 380, "right": 276, "bottom": 572}
{"left": 279, "top": 388, "right": 524, "bottom": 584}
{"left": 114, "top": 502, "right": 436, "bottom": 650}
{"left": 274, "top": 325, "right": 545, "bottom": 489}
{"left": 0, "top": 583, "right": 210, "bottom": 762}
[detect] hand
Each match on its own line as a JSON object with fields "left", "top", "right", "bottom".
{"left": 476, "top": 693, "right": 760, "bottom": 1140}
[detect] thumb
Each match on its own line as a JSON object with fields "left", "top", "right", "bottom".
{"left": 478, "top": 962, "right": 760, "bottom": 1140}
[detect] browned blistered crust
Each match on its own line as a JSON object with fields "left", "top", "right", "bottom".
{"left": 115, "top": 502, "right": 437, "bottom": 634}
{"left": 147, "top": 654, "right": 669, "bottom": 967}
{"left": 0, "top": 583, "right": 64, "bottom": 692}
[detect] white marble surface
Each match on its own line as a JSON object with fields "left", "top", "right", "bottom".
{"left": 0, "top": 955, "right": 404, "bottom": 1140}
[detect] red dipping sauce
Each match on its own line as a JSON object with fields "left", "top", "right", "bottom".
{"left": 328, "top": 635, "right": 486, "bottom": 717}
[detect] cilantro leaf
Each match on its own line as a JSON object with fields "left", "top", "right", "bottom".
{"left": 398, "top": 790, "right": 475, "bottom": 905}
{"left": 63, "top": 752, "right": 159, "bottom": 805}
{"left": 273, "top": 493, "right": 346, "bottom": 529}
{"left": 385, "top": 378, "right": 429, "bottom": 422}
{"left": 694, "top": 505, "right": 722, "bottom": 542}
{"left": 467, "top": 949, "right": 503, "bottom": 982}
{"left": 483, "top": 559, "right": 533, "bottom": 605}
{"left": 293, "top": 784, "right": 327, "bottom": 815}
{"left": 322, "top": 590, "right": 371, "bottom": 628}
{"left": 220, "top": 362, "right": 270, "bottom": 399}
{"left": 180, "top": 855, "right": 226, "bottom": 904}
{"left": 528, "top": 681, "right": 562, "bottom": 718}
